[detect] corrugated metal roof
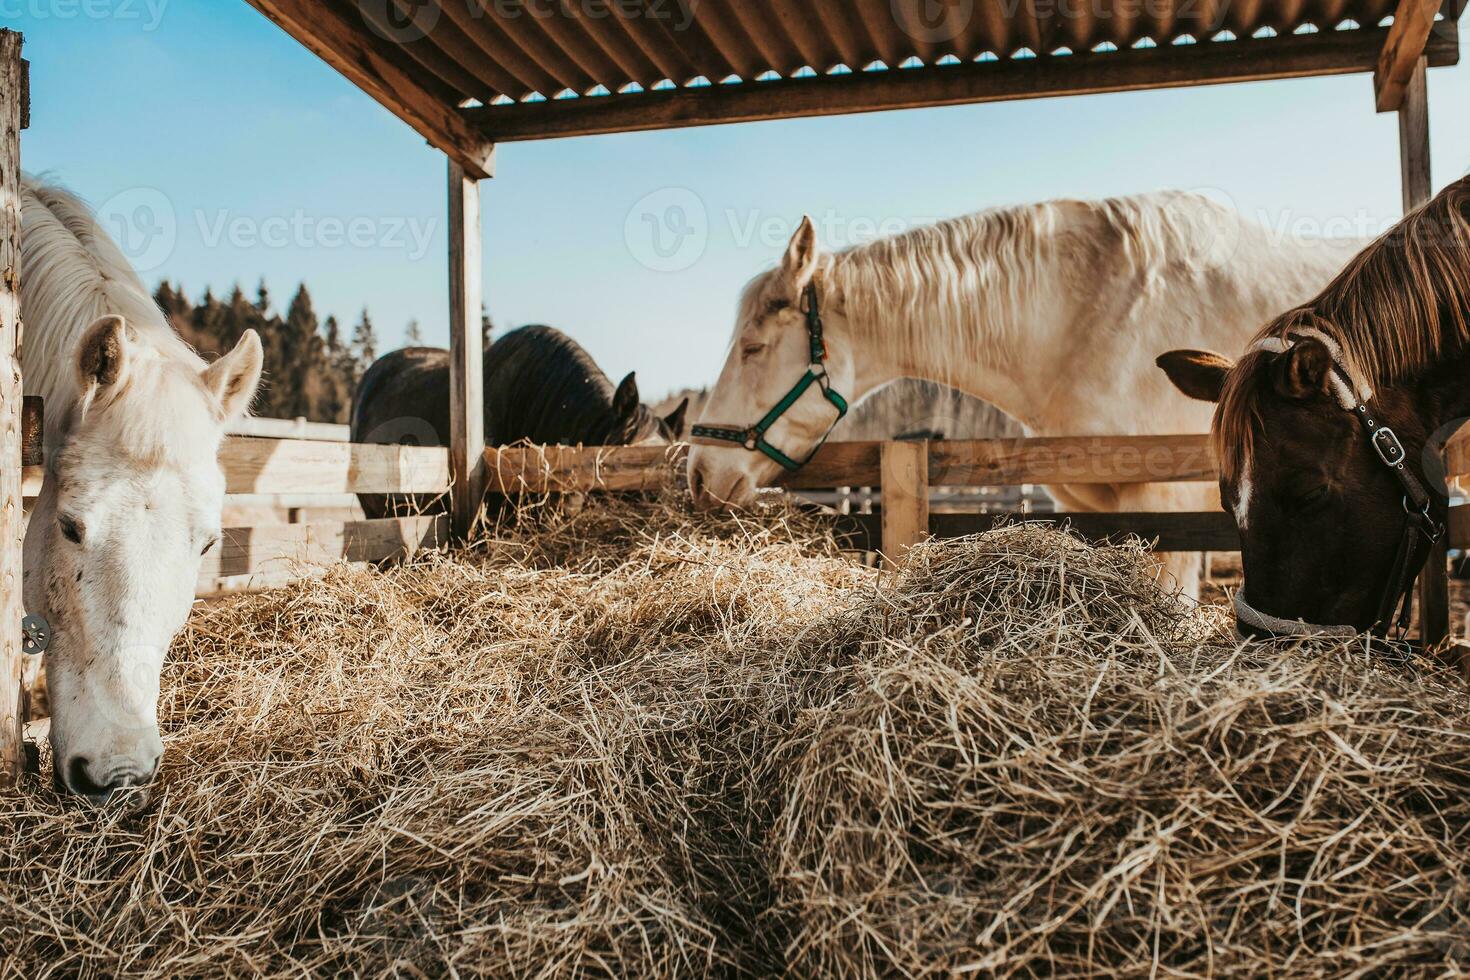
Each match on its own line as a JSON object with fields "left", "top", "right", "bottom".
{"left": 246, "top": 0, "right": 1461, "bottom": 174}
{"left": 379, "top": 0, "right": 1415, "bottom": 104}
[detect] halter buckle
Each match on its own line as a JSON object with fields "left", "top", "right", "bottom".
{"left": 1372, "top": 426, "right": 1406, "bottom": 467}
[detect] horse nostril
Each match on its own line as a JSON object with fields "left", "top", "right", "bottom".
{"left": 66, "top": 756, "right": 109, "bottom": 799}
{"left": 690, "top": 468, "right": 705, "bottom": 501}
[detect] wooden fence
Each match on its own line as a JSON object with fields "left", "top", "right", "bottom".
{"left": 485, "top": 434, "right": 1470, "bottom": 644}
{"left": 22, "top": 435, "right": 449, "bottom": 596}
{"left": 483, "top": 434, "right": 1231, "bottom": 559}
{"left": 17, "top": 428, "right": 1467, "bottom": 617}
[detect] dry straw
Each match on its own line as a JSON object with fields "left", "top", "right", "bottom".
{"left": 2, "top": 496, "right": 1469, "bottom": 977}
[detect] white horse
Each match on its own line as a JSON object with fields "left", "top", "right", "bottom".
{"left": 20, "top": 177, "right": 262, "bottom": 801}
{"left": 688, "top": 192, "right": 1369, "bottom": 597}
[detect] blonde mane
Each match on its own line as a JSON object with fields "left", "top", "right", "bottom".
{"left": 1214, "top": 177, "right": 1470, "bottom": 483}
{"left": 21, "top": 176, "right": 221, "bottom": 461}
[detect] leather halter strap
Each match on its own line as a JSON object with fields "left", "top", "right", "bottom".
{"left": 690, "top": 283, "right": 849, "bottom": 472}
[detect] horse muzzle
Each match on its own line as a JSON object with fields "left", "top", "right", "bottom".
{"left": 1231, "top": 592, "right": 1358, "bottom": 643}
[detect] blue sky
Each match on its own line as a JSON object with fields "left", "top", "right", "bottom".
{"left": 10, "top": 2, "right": 1470, "bottom": 399}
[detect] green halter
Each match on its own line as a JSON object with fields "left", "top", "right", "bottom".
{"left": 691, "top": 284, "right": 849, "bottom": 471}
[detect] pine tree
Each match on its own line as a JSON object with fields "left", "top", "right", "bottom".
{"left": 282, "top": 285, "right": 327, "bottom": 418}
{"left": 321, "top": 315, "right": 354, "bottom": 423}
{"left": 148, "top": 280, "right": 393, "bottom": 424}
{"left": 404, "top": 319, "right": 424, "bottom": 346}
{"left": 481, "top": 306, "right": 494, "bottom": 350}
{"left": 352, "top": 308, "right": 378, "bottom": 371}
{"left": 155, "top": 281, "right": 199, "bottom": 348}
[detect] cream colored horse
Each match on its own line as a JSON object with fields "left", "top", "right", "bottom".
{"left": 688, "top": 192, "right": 1368, "bottom": 597}
{"left": 20, "top": 177, "right": 262, "bottom": 801}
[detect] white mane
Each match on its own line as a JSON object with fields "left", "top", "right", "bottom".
{"left": 742, "top": 190, "right": 1360, "bottom": 394}
{"left": 21, "top": 176, "right": 219, "bottom": 457}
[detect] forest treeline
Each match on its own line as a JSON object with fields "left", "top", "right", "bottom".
{"left": 154, "top": 281, "right": 489, "bottom": 423}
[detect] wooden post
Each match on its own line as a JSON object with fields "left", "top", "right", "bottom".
{"left": 1, "top": 30, "right": 25, "bottom": 786}
{"left": 1397, "top": 58, "right": 1449, "bottom": 646}
{"left": 881, "top": 440, "right": 929, "bottom": 570}
{"left": 1398, "top": 58, "right": 1431, "bottom": 212}
{"left": 448, "top": 159, "right": 486, "bottom": 541}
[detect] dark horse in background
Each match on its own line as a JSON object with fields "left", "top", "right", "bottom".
{"left": 352, "top": 324, "right": 689, "bottom": 519}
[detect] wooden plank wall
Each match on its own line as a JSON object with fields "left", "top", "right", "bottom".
{"left": 0, "top": 29, "right": 23, "bottom": 786}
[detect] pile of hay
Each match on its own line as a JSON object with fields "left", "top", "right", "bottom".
{"left": 767, "top": 532, "right": 1470, "bottom": 976}
{"left": 2, "top": 498, "right": 1470, "bottom": 977}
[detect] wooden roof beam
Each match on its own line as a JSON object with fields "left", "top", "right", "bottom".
{"left": 463, "top": 28, "right": 1458, "bottom": 143}
{"left": 246, "top": 0, "right": 496, "bottom": 179}
{"left": 1375, "top": 0, "right": 1447, "bottom": 110}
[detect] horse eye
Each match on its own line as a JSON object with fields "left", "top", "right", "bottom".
{"left": 1297, "top": 486, "right": 1330, "bottom": 508}
{"left": 200, "top": 536, "right": 219, "bottom": 556}
{"left": 741, "top": 343, "right": 767, "bottom": 359}
{"left": 58, "top": 516, "right": 83, "bottom": 544}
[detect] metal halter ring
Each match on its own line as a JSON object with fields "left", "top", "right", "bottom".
{"left": 689, "top": 282, "right": 850, "bottom": 472}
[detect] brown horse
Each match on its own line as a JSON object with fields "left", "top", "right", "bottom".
{"left": 1157, "top": 175, "right": 1470, "bottom": 638}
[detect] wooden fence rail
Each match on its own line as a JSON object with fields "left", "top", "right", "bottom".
{"left": 23, "top": 435, "right": 450, "bottom": 594}
{"left": 18, "top": 429, "right": 1470, "bottom": 628}
{"left": 483, "top": 433, "right": 1218, "bottom": 493}
{"left": 486, "top": 435, "right": 1470, "bottom": 645}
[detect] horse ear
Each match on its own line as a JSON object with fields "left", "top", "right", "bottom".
{"left": 202, "top": 329, "right": 264, "bottom": 422}
{"left": 782, "top": 215, "right": 821, "bottom": 292}
{"left": 1274, "top": 336, "right": 1332, "bottom": 400}
{"left": 613, "top": 371, "right": 640, "bottom": 423}
{"left": 663, "top": 397, "right": 690, "bottom": 439}
{"left": 76, "top": 315, "right": 132, "bottom": 390}
{"left": 1156, "top": 349, "right": 1232, "bottom": 403}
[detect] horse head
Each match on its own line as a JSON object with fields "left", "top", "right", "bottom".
{"left": 610, "top": 371, "right": 689, "bottom": 445}
{"left": 688, "top": 217, "right": 855, "bottom": 508}
{"left": 27, "top": 316, "right": 262, "bottom": 802}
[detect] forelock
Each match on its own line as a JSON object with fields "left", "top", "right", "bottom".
{"left": 72, "top": 356, "right": 223, "bottom": 469}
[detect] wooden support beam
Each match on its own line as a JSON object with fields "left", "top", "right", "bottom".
{"left": 1394, "top": 64, "right": 1449, "bottom": 646}
{"left": 244, "top": 0, "right": 496, "bottom": 179}
{"left": 1, "top": 29, "right": 23, "bottom": 787}
{"left": 464, "top": 28, "right": 1459, "bottom": 142}
{"left": 448, "top": 160, "right": 486, "bottom": 541}
{"left": 880, "top": 441, "right": 928, "bottom": 570}
{"left": 1397, "top": 58, "right": 1432, "bottom": 211}
{"left": 1375, "top": 0, "right": 1443, "bottom": 111}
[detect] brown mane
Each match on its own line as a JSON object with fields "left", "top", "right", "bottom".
{"left": 1214, "top": 176, "right": 1470, "bottom": 483}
